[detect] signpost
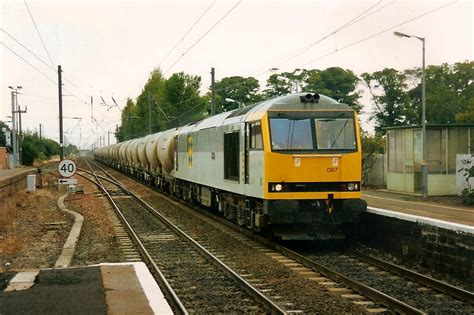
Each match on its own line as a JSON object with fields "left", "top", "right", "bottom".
{"left": 58, "top": 178, "right": 78, "bottom": 185}
{"left": 58, "top": 159, "right": 77, "bottom": 178}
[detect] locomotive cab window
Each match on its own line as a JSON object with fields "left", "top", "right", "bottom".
{"left": 315, "top": 118, "right": 356, "bottom": 150}
{"left": 268, "top": 111, "right": 357, "bottom": 152}
{"left": 224, "top": 131, "right": 240, "bottom": 181}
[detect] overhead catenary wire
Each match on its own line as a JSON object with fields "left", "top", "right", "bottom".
{"left": 123, "top": 1, "right": 217, "bottom": 102}
{"left": 159, "top": 0, "right": 216, "bottom": 68}
{"left": 211, "top": 0, "right": 455, "bottom": 96}
{"left": 298, "top": 0, "right": 458, "bottom": 68}
{"left": 213, "top": 0, "right": 396, "bottom": 95}
{"left": 256, "top": 0, "right": 387, "bottom": 75}
{"left": 1, "top": 28, "right": 91, "bottom": 99}
{"left": 23, "top": 0, "right": 55, "bottom": 68}
{"left": 1, "top": 41, "right": 57, "bottom": 85}
{"left": 163, "top": 0, "right": 242, "bottom": 75}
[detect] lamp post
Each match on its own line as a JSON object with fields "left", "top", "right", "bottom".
{"left": 276, "top": 75, "right": 301, "bottom": 94}
{"left": 394, "top": 31, "right": 427, "bottom": 198}
{"left": 225, "top": 97, "right": 243, "bottom": 109}
{"left": 8, "top": 85, "right": 22, "bottom": 167}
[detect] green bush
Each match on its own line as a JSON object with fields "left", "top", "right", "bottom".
{"left": 21, "top": 133, "right": 60, "bottom": 166}
{"left": 461, "top": 188, "right": 474, "bottom": 205}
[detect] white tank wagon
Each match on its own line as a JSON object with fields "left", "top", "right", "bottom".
{"left": 146, "top": 132, "right": 162, "bottom": 173}
{"left": 130, "top": 139, "right": 141, "bottom": 168}
{"left": 119, "top": 140, "right": 129, "bottom": 164}
{"left": 125, "top": 140, "right": 135, "bottom": 166}
{"left": 137, "top": 136, "right": 149, "bottom": 170}
{"left": 111, "top": 143, "right": 122, "bottom": 162}
{"left": 157, "top": 129, "right": 177, "bottom": 174}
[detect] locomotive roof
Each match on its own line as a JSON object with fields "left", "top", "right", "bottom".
{"left": 185, "top": 92, "right": 352, "bottom": 132}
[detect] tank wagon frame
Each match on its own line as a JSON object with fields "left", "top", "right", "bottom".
{"left": 95, "top": 93, "right": 367, "bottom": 240}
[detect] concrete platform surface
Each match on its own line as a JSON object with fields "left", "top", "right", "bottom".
{"left": 363, "top": 189, "right": 474, "bottom": 228}
{"left": 0, "top": 167, "right": 37, "bottom": 186}
{"left": 0, "top": 262, "right": 172, "bottom": 315}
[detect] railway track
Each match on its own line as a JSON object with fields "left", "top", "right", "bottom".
{"left": 77, "top": 159, "right": 284, "bottom": 314}
{"left": 83, "top": 158, "right": 474, "bottom": 313}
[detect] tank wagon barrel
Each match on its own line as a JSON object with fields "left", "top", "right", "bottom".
{"left": 95, "top": 92, "right": 367, "bottom": 240}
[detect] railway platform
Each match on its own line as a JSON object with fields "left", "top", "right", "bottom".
{"left": 362, "top": 189, "right": 474, "bottom": 229}
{"left": 0, "top": 262, "right": 172, "bottom": 315}
{"left": 0, "top": 167, "right": 37, "bottom": 200}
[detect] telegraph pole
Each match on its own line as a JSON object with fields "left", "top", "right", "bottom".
{"left": 211, "top": 67, "right": 216, "bottom": 116}
{"left": 17, "top": 106, "right": 27, "bottom": 165}
{"left": 58, "top": 65, "right": 64, "bottom": 160}
{"left": 39, "top": 123, "right": 42, "bottom": 140}
{"left": 128, "top": 107, "right": 131, "bottom": 140}
{"left": 148, "top": 93, "right": 152, "bottom": 134}
{"left": 10, "top": 90, "right": 17, "bottom": 167}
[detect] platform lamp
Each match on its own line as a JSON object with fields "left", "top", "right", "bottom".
{"left": 394, "top": 31, "right": 427, "bottom": 198}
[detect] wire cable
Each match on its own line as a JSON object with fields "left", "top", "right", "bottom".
{"left": 124, "top": 1, "right": 217, "bottom": 101}
{"left": 1, "top": 28, "right": 91, "bottom": 99}
{"left": 159, "top": 0, "right": 216, "bottom": 68}
{"left": 164, "top": 0, "right": 242, "bottom": 75}
{"left": 1, "top": 41, "right": 57, "bottom": 85}
{"left": 299, "top": 0, "right": 457, "bottom": 68}
{"left": 23, "top": 0, "right": 55, "bottom": 68}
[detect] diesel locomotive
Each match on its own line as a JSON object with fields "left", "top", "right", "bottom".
{"left": 94, "top": 92, "right": 367, "bottom": 240}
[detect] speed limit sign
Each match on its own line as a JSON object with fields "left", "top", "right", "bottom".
{"left": 58, "top": 159, "right": 77, "bottom": 178}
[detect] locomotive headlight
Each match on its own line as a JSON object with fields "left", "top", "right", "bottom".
{"left": 348, "top": 183, "right": 356, "bottom": 191}
{"left": 275, "top": 184, "right": 283, "bottom": 192}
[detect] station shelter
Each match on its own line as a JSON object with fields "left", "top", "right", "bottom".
{"left": 385, "top": 124, "right": 474, "bottom": 196}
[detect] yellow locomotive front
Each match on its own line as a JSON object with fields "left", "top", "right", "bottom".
{"left": 260, "top": 93, "right": 366, "bottom": 240}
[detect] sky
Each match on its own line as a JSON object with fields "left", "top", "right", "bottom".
{"left": 1, "top": 0, "right": 472, "bottom": 149}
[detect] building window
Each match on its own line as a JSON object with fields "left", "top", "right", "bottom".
{"left": 388, "top": 129, "right": 404, "bottom": 173}
{"left": 427, "top": 129, "right": 446, "bottom": 174}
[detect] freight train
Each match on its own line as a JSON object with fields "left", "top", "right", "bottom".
{"left": 94, "top": 92, "right": 367, "bottom": 240}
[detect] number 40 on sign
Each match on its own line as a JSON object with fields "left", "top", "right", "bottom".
{"left": 58, "top": 159, "right": 77, "bottom": 178}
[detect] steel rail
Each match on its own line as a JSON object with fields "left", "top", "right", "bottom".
{"left": 92, "top": 158, "right": 425, "bottom": 314}
{"left": 349, "top": 249, "right": 474, "bottom": 304}
{"left": 77, "top": 162, "right": 188, "bottom": 315}
{"left": 80, "top": 160, "right": 286, "bottom": 314}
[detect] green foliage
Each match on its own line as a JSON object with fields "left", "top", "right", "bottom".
{"left": 456, "top": 98, "right": 474, "bottom": 123}
{"left": 21, "top": 132, "right": 60, "bottom": 165}
{"left": 213, "top": 76, "right": 263, "bottom": 113}
{"left": 361, "top": 68, "right": 415, "bottom": 135}
{"left": 361, "top": 131, "right": 385, "bottom": 186}
{"left": 264, "top": 71, "right": 299, "bottom": 97}
{"left": 458, "top": 158, "right": 474, "bottom": 205}
{"left": 461, "top": 188, "right": 474, "bottom": 205}
{"left": 363, "top": 61, "right": 474, "bottom": 134}
{"left": 305, "top": 67, "right": 362, "bottom": 112}
{"left": 116, "top": 69, "right": 207, "bottom": 140}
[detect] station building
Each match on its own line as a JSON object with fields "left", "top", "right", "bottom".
{"left": 385, "top": 124, "right": 474, "bottom": 196}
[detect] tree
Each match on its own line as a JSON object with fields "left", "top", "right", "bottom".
{"left": 407, "top": 61, "right": 474, "bottom": 124}
{"left": 305, "top": 67, "right": 362, "bottom": 112}
{"left": 212, "top": 76, "right": 263, "bottom": 113}
{"left": 21, "top": 132, "right": 60, "bottom": 165}
{"left": 264, "top": 69, "right": 306, "bottom": 97}
{"left": 115, "top": 98, "right": 137, "bottom": 141}
{"left": 456, "top": 97, "right": 474, "bottom": 123}
{"left": 361, "top": 68, "right": 415, "bottom": 134}
{"left": 361, "top": 131, "right": 385, "bottom": 186}
{"left": 159, "top": 72, "right": 207, "bottom": 128}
